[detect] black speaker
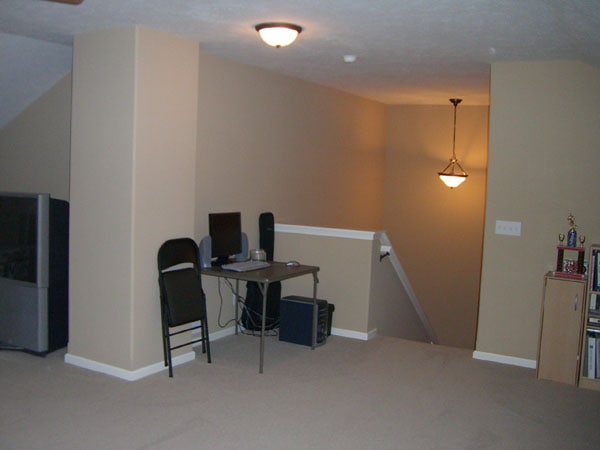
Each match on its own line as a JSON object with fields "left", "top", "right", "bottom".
{"left": 259, "top": 212, "right": 275, "bottom": 261}
{"left": 241, "top": 281, "right": 281, "bottom": 331}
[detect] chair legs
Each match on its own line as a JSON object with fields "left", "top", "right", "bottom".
{"left": 161, "top": 307, "right": 169, "bottom": 366}
{"left": 160, "top": 315, "right": 212, "bottom": 378}
{"left": 165, "top": 337, "right": 174, "bottom": 378}
{"left": 162, "top": 314, "right": 175, "bottom": 378}
{"left": 202, "top": 317, "right": 212, "bottom": 363}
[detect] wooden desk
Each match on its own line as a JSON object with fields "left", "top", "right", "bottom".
{"left": 201, "top": 262, "right": 320, "bottom": 373}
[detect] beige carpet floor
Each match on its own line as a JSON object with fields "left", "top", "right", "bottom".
{"left": 1, "top": 334, "right": 600, "bottom": 449}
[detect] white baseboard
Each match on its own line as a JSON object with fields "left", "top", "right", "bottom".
{"left": 330, "top": 327, "right": 375, "bottom": 341}
{"left": 64, "top": 351, "right": 196, "bottom": 381}
{"left": 472, "top": 350, "right": 537, "bottom": 369}
{"left": 215, "top": 325, "right": 375, "bottom": 341}
{"left": 210, "top": 324, "right": 375, "bottom": 342}
{"left": 64, "top": 325, "right": 374, "bottom": 381}
{"left": 64, "top": 327, "right": 236, "bottom": 381}
{"left": 201, "top": 325, "right": 236, "bottom": 340}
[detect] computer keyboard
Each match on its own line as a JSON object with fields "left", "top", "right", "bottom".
{"left": 221, "top": 260, "right": 270, "bottom": 272}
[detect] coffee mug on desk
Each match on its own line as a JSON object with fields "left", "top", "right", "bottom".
{"left": 250, "top": 249, "right": 266, "bottom": 261}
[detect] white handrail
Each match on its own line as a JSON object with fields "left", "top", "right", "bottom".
{"left": 376, "top": 231, "right": 438, "bottom": 344}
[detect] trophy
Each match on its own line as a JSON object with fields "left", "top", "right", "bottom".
{"left": 567, "top": 213, "right": 577, "bottom": 247}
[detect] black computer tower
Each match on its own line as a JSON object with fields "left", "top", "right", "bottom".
{"left": 279, "top": 296, "right": 329, "bottom": 347}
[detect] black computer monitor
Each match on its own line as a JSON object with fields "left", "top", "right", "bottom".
{"left": 209, "top": 212, "right": 242, "bottom": 266}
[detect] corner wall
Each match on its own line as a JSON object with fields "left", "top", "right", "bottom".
{"left": 476, "top": 61, "right": 600, "bottom": 363}
{"left": 67, "top": 27, "right": 199, "bottom": 372}
{"left": 384, "top": 104, "right": 489, "bottom": 349}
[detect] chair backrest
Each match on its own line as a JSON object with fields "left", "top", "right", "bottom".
{"left": 157, "top": 238, "right": 206, "bottom": 327}
{"left": 157, "top": 237, "right": 200, "bottom": 272}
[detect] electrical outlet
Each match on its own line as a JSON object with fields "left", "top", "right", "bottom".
{"left": 495, "top": 220, "right": 521, "bottom": 236}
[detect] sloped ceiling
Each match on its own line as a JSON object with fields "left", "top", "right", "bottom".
{"left": 1, "top": 0, "right": 599, "bottom": 129}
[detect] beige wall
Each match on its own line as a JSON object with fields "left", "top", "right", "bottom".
{"left": 194, "top": 53, "right": 386, "bottom": 240}
{"left": 272, "top": 226, "right": 428, "bottom": 341}
{"left": 132, "top": 28, "right": 199, "bottom": 366}
{"left": 69, "top": 27, "right": 137, "bottom": 368}
{"left": 68, "top": 27, "right": 199, "bottom": 371}
{"left": 384, "top": 104, "right": 489, "bottom": 349}
{"left": 275, "top": 228, "right": 373, "bottom": 334}
{"left": 0, "top": 74, "right": 72, "bottom": 200}
{"left": 194, "top": 53, "right": 387, "bottom": 330}
{"left": 476, "top": 61, "right": 600, "bottom": 362}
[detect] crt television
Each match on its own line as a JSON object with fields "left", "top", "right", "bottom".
{"left": 0, "top": 192, "right": 69, "bottom": 354}
{"left": 209, "top": 212, "right": 242, "bottom": 266}
{"left": 0, "top": 194, "right": 39, "bottom": 284}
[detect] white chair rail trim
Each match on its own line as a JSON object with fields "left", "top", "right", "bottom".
{"left": 275, "top": 224, "right": 376, "bottom": 241}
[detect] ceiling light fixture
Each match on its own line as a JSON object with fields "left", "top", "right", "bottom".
{"left": 255, "top": 22, "right": 302, "bottom": 48}
{"left": 438, "top": 98, "right": 468, "bottom": 188}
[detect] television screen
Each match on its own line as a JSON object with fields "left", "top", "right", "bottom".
{"left": 0, "top": 195, "right": 38, "bottom": 283}
{"left": 209, "top": 212, "right": 242, "bottom": 266}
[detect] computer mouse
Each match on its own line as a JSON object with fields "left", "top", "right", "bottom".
{"left": 286, "top": 260, "right": 300, "bottom": 267}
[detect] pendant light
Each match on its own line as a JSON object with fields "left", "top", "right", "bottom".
{"left": 438, "top": 98, "right": 468, "bottom": 188}
{"left": 255, "top": 23, "right": 302, "bottom": 48}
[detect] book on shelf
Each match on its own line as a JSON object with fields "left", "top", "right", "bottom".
{"left": 597, "top": 341, "right": 600, "bottom": 379}
{"left": 592, "top": 250, "right": 596, "bottom": 289}
{"left": 589, "top": 294, "right": 600, "bottom": 325}
{"left": 596, "top": 249, "right": 600, "bottom": 291}
{"left": 594, "top": 338, "right": 600, "bottom": 378}
{"left": 589, "top": 335, "right": 596, "bottom": 378}
{"left": 588, "top": 334, "right": 597, "bottom": 379}
{"left": 590, "top": 249, "right": 600, "bottom": 291}
{"left": 585, "top": 331, "right": 600, "bottom": 379}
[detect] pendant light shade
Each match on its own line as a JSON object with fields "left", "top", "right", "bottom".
{"left": 255, "top": 23, "right": 302, "bottom": 48}
{"left": 438, "top": 98, "right": 468, "bottom": 188}
{"left": 439, "top": 164, "right": 468, "bottom": 188}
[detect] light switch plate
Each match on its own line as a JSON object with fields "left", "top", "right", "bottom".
{"left": 495, "top": 220, "right": 521, "bottom": 236}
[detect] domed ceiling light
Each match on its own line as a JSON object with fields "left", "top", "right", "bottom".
{"left": 255, "top": 23, "right": 302, "bottom": 48}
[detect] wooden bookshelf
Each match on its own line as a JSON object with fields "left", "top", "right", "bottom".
{"left": 578, "top": 244, "right": 600, "bottom": 391}
{"left": 537, "top": 272, "right": 586, "bottom": 385}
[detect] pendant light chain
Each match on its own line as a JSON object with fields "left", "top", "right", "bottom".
{"left": 450, "top": 98, "right": 461, "bottom": 162}
{"left": 438, "top": 98, "right": 467, "bottom": 188}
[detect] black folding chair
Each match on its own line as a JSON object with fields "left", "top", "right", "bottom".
{"left": 157, "top": 238, "right": 211, "bottom": 377}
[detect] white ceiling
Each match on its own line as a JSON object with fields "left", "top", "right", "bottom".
{"left": 1, "top": 0, "right": 599, "bottom": 129}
